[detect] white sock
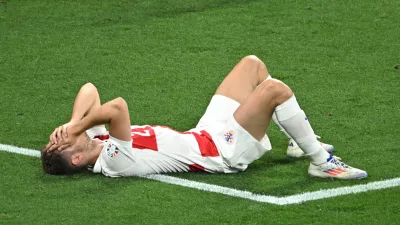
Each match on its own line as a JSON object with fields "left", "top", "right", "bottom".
{"left": 263, "top": 75, "right": 293, "bottom": 139}
{"left": 275, "top": 95, "right": 330, "bottom": 165}
{"left": 272, "top": 113, "right": 292, "bottom": 139}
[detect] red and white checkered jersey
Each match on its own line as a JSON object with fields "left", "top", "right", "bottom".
{"left": 88, "top": 125, "right": 232, "bottom": 177}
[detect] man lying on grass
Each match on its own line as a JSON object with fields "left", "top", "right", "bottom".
{"left": 42, "top": 55, "right": 367, "bottom": 179}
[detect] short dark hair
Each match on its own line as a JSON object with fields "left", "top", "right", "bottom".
{"left": 40, "top": 148, "right": 86, "bottom": 175}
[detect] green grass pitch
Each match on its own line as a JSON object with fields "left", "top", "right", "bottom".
{"left": 1, "top": 0, "right": 400, "bottom": 224}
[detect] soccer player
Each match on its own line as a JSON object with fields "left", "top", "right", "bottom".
{"left": 42, "top": 55, "right": 367, "bottom": 179}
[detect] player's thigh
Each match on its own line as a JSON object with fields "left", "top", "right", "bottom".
{"left": 215, "top": 55, "right": 269, "bottom": 104}
{"left": 196, "top": 95, "right": 240, "bottom": 129}
{"left": 233, "top": 79, "right": 293, "bottom": 141}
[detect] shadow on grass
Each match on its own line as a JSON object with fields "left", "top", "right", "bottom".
{"left": 146, "top": 0, "right": 263, "bottom": 18}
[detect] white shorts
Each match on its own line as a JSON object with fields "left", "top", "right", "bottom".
{"left": 196, "top": 95, "right": 272, "bottom": 172}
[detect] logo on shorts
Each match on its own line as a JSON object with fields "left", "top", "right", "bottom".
{"left": 106, "top": 143, "right": 119, "bottom": 158}
{"left": 224, "top": 130, "right": 235, "bottom": 143}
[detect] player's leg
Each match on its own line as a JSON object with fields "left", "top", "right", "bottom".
{"left": 201, "top": 55, "right": 332, "bottom": 154}
{"left": 233, "top": 79, "right": 292, "bottom": 141}
{"left": 272, "top": 112, "right": 335, "bottom": 157}
{"left": 234, "top": 79, "right": 367, "bottom": 179}
{"left": 196, "top": 55, "right": 270, "bottom": 129}
{"left": 214, "top": 55, "right": 269, "bottom": 104}
{"left": 213, "top": 56, "right": 333, "bottom": 157}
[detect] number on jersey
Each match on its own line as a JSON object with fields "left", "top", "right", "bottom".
{"left": 131, "top": 126, "right": 158, "bottom": 150}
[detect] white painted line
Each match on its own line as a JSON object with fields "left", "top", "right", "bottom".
{"left": 0, "top": 143, "right": 41, "bottom": 157}
{"left": 144, "top": 174, "right": 400, "bottom": 205}
{"left": 144, "top": 174, "right": 282, "bottom": 204}
{"left": 1, "top": 143, "right": 399, "bottom": 205}
{"left": 280, "top": 178, "right": 400, "bottom": 205}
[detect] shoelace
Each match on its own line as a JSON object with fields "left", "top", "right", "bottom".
{"left": 329, "top": 156, "right": 350, "bottom": 169}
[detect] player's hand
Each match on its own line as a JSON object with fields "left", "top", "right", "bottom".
{"left": 49, "top": 122, "right": 74, "bottom": 144}
{"left": 45, "top": 141, "right": 62, "bottom": 152}
{"left": 45, "top": 142, "right": 56, "bottom": 152}
{"left": 46, "top": 124, "right": 79, "bottom": 151}
{"left": 45, "top": 140, "right": 66, "bottom": 152}
{"left": 57, "top": 122, "right": 80, "bottom": 151}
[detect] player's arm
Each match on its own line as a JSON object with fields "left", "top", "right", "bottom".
{"left": 62, "top": 97, "right": 132, "bottom": 148}
{"left": 50, "top": 83, "right": 103, "bottom": 144}
{"left": 69, "top": 82, "right": 102, "bottom": 122}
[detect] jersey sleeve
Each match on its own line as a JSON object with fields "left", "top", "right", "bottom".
{"left": 92, "top": 135, "right": 135, "bottom": 177}
{"left": 109, "top": 136, "right": 134, "bottom": 157}
{"left": 85, "top": 125, "right": 107, "bottom": 139}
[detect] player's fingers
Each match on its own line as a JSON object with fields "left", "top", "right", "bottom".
{"left": 56, "top": 126, "right": 63, "bottom": 143}
{"left": 50, "top": 129, "right": 57, "bottom": 144}
{"left": 62, "top": 125, "right": 68, "bottom": 138}
{"left": 45, "top": 142, "right": 53, "bottom": 150}
{"left": 49, "top": 129, "right": 55, "bottom": 143}
{"left": 54, "top": 127, "right": 62, "bottom": 144}
{"left": 48, "top": 143, "right": 59, "bottom": 152}
{"left": 58, "top": 143, "right": 70, "bottom": 151}
{"left": 52, "top": 129, "right": 59, "bottom": 144}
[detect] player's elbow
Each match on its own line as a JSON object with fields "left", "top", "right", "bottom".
{"left": 111, "top": 97, "right": 129, "bottom": 113}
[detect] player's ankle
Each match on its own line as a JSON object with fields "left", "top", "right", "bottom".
{"left": 307, "top": 147, "right": 330, "bottom": 165}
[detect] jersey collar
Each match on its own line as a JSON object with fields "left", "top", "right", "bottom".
{"left": 90, "top": 157, "right": 102, "bottom": 173}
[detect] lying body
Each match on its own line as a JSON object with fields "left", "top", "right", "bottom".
{"left": 42, "top": 55, "right": 367, "bottom": 180}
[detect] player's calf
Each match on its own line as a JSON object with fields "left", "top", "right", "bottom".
{"left": 233, "top": 78, "right": 293, "bottom": 141}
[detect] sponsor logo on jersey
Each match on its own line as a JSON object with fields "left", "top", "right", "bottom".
{"left": 224, "top": 130, "right": 235, "bottom": 143}
{"left": 106, "top": 143, "right": 119, "bottom": 158}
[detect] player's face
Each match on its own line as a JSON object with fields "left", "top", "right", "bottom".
{"left": 58, "top": 145, "right": 85, "bottom": 167}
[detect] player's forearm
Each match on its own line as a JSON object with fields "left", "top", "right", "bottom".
{"left": 70, "top": 83, "right": 99, "bottom": 122}
{"left": 70, "top": 98, "right": 122, "bottom": 135}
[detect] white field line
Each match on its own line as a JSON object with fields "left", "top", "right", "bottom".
{"left": 0, "top": 143, "right": 41, "bottom": 157}
{"left": 144, "top": 175, "right": 400, "bottom": 205}
{"left": 1, "top": 143, "right": 399, "bottom": 205}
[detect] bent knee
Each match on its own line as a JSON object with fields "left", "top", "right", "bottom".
{"left": 262, "top": 79, "right": 292, "bottom": 96}
{"left": 241, "top": 55, "right": 268, "bottom": 73}
{"left": 243, "top": 55, "right": 260, "bottom": 61}
{"left": 82, "top": 82, "right": 97, "bottom": 91}
{"left": 111, "top": 97, "right": 128, "bottom": 111}
{"left": 241, "top": 55, "right": 263, "bottom": 66}
{"left": 258, "top": 79, "right": 293, "bottom": 104}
